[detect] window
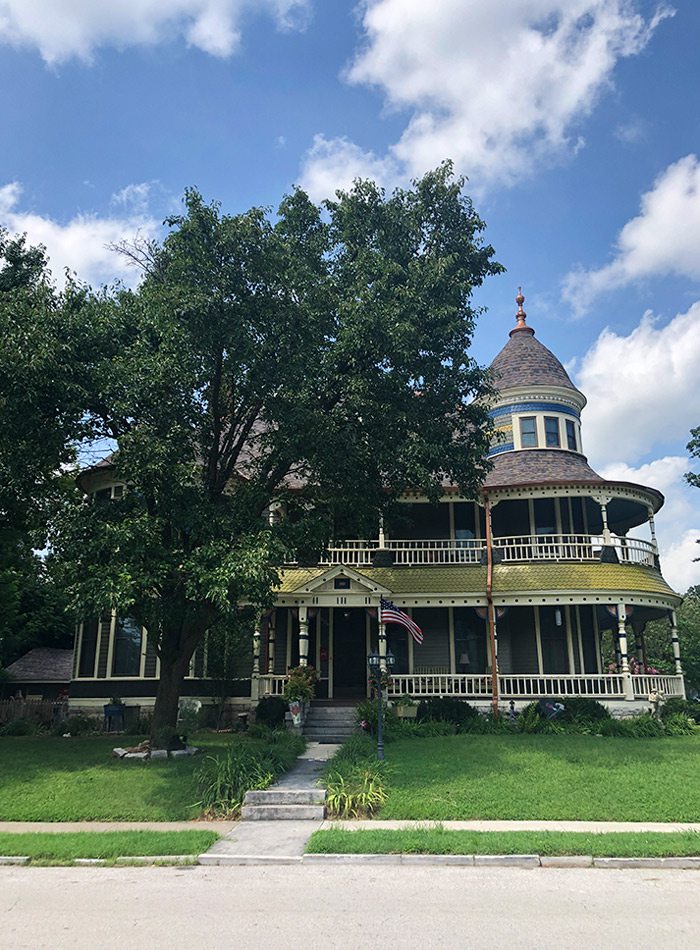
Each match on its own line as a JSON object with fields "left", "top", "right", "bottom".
{"left": 78, "top": 619, "right": 98, "bottom": 677}
{"left": 519, "top": 417, "right": 538, "bottom": 448}
{"left": 544, "top": 416, "right": 560, "bottom": 448}
{"left": 566, "top": 419, "right": 577, "bottom": 451}
{"left": 111, "top": 617, "right": 143, "bottom": 677}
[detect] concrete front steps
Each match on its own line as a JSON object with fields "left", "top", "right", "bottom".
{"left": 303, "top": 704, "right": 357, "bottom": 743}
{"left": 241, "top": 788, "right": 326, "bottom": 821}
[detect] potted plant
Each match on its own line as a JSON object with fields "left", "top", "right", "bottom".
{"left": 394, "top": 694, "right": 418, "bottom": 719}
{"left": 283, "top": 666, "right": 317, "bottom": 724}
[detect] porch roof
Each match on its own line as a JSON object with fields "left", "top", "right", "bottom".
{"left": 492, "top": 562, "right": 679, "bottom": 598}
{"left": 276, "top": 565, "right": 488, "bottom": 594}
{"left": 276, "top": 562, "right": 678, "bottom": 601}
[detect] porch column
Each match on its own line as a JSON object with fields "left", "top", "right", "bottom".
{"left": 251, "top": 618, "right": 261, "bottom": 701}
{"left": 378, "top": 617, "right": 387, "bottom": 673}
{"left": 648, "top": 507, "right": 659, "bottom": 556}
{"left": 617, "top": 604, "right": 634, "bottom": 701}
{"left": 378, "top": 513, "right": 386, "bottom": 549}
{"left": 298, "top": 606, "right": 309, "bottom": 667}
{"left": 599, "top": 500, "right": 612, "bottom": 544}
{"left": 670, "top": 610, "right": 684, "bottom": 681}
{"left": 267, "top": 611, "right": 276, "bottom": 675}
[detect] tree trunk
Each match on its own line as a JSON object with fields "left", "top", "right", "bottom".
{"left": 150, "top": 649, "right": 193, "bottom": 745}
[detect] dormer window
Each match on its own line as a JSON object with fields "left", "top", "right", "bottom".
{"left": 519, "top": 417, "right": 538, "bottom": 448}
{"left": 544, "top": 417, "right": 560, "bottom": 448}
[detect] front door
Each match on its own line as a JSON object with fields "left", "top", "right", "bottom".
{"left": 332, "top": 608, "right": 367, "bottom": 698}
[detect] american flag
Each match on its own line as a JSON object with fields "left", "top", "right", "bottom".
{"left": 380, "top": 597, "right": 423, "bottom": 644}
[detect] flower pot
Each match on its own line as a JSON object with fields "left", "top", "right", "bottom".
{"left": 396, "top": 705, "right": 418, "bottom": 719}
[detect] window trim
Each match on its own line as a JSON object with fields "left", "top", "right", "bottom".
{"left": 519, "top": 416, "right": 538, "bottom": 448}
{"left": 544, "top": 416, "right": 561, "bottom": 448}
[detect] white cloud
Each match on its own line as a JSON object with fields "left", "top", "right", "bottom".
{"left": 574, "top": 302, "right": 700, "bottom": 464}
{"left": 0, "top": 0, "right": 310, "bottom": 64}
{"left": 300, "top": 0, "right": 672, "bottom": 199}
{"left": 0, "top": 181, "right": 160, "bottom": 288}
{"left": 564, "top": 154, "right": 700, "bottom": 314}
{"left": 299, "top": 134, "right": 400, "bottom": 202}
{"left": 575, "top": 308, "right": 700, "bottom": 592}
{"left": 597, "top": 458, "right": 700, "bottom": 592}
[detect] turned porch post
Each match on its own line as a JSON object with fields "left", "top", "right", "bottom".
{"left": 298, "top": 606, "right": 309, "bottom": 667}
{"left": 251, "top": 617, "right": 261, "bottom": 701}
{"left": 267, "top": 611, "right": 276, "bottom": 675}
{"left": 670, "top": 610, "right": 685, "bottom": 690}
{"left": 617, "top": 603, "right": 634, "bottom": 700}
{"left": 378, "top": 612, "right": 388, "bottom": 673}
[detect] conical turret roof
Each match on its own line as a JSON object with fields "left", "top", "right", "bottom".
{"left": 490, "top": 289, "right": 580, "bottom": 393}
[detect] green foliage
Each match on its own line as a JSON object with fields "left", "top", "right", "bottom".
{"left": 557, "top": 697, "right": 610, "bottom": 723}
{"left": 50, "top": 713, "right": 101, "bottom": 737}
{"left": 323, "top": 736, "right": 387, "bottom": 818}
{"left": 643, "top": 587, "right": 700, "bottom": 692}
{"left": 282, "top": 665, "right": 317, "bottom": 703}
{"left": 195, "top": 731, "right": 304, "bottom": 817}
{"left": 417, "top": 697, "right": 479, "bottom": 726}
{"left": 661, "top": 697, "right": 700, "bottom": 724}
{"left": 662, "top": 713, "right": 696, "bottom": 736}
{"left": 254, "top": 695, "right": 288, "bottom": 728}
{"left": 0, "top": 718, "right": 41, "bottom": 736}
{"left": 0, "top": 830, "right": 219, "bottom": 864}
{"left": 598, "top": 713, "right": 665, "bottom": 738}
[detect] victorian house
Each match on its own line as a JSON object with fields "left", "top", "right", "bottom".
{"left": 70, "top": 291, "right": 685, "bottom": 715}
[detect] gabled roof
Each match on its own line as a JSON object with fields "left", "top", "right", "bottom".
{"left": 5, "top": 648, "right": 73, "bottom": 683}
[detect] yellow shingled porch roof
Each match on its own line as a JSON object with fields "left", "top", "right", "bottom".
{"left": 276, "top": 566, "right": 488, "bottom": 594}
{"left": 492, "top": 563, "right": 679, "bottom": 598}
{"left": 276, "top": 562, "right": 679, "bottom": 600}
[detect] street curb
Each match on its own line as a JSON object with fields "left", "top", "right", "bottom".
{"left": 198, "top": 853, "right": 303, "bottom": 866}
{"left": 297, "top": 853, "right": 700, "bottom": 869}
{"left": 114, "top": 855, "right": 195, "bottom": 866}
{"left": 0, "top": 856, "right": 30, "bottom": 865}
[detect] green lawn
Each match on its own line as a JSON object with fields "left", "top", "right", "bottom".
{"left": 378, "top": 734, "right": 700, "bottom": 821}
{"left": 0, "top": 734, "right": 230, "bottom": 821}
{"left": 0, "top": 830, "right": 218, "bottom": 864}
{"left": 306, "top": 828, "right": 700, "bottom": 857}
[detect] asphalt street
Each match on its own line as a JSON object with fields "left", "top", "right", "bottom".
{"left": 0, "top": 865, "right": 697, "bottom": 950}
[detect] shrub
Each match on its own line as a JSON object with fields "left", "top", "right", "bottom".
{"left": 283, "top": 666, "right": 317, "bottom": 703}
{"left": 356, "top": 698, "right": 394, "bottom": 735}
{"left": 195, "top": 731, "right": 304, "bottom": 817}
{"left": 0, "top": 718, "right": 40, "bottom": 736}
{"left": 51, "top": 713, "right": 100, "bottom": 737}
{"left": 661, "top": 698, "right": 700, "bottom": 724}
{"left": 255, "top": 695, "right": 287, "bottom": 729}
{"left": 599, "top": 713, "right": 664, "bottom": 738}
{"left": 557, "top": 698, "right": 610, "bottom": 723}
{"left": 417, "top": 697, "right": 479, "bottom": 726}
{"left": 324, "top": 763, "right": 387, "bottom": 818}
{"left": 663, "top": 712, "right": 696, "bottom": 736}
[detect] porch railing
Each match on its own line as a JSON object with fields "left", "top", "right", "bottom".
{"left": 497, "top": 673, "right": 625, "bottom": 698}
{"left": 316, "top": 534, "right": 656, "bottom": 568}
{"left": 631, "top": 674, "right": 685, "bottom": 698}
{"left": 258, "top": 675, "right": 287, "bottom": 696}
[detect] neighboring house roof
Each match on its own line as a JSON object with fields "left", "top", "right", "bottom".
{"left": 5, "top": 648, "right": 73, "bottom": 683}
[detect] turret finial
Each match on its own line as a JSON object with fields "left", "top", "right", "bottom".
{"left": 509, "top": 286, "right": 534, "bottom": 337}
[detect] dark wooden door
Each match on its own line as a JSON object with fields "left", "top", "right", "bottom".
{"left": 332, "top": 609, "right": 367, "bottom": 698}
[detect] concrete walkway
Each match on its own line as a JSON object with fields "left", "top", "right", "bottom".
{"left": 200, "top": 741, "right": 339, "bottom": 863}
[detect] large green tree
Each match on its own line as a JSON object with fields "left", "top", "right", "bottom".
{"left": 53, "top": 165, "right": 503, "bottom": 736}
{"left": 0, "top": 232, "right": 80, "bottom": 667}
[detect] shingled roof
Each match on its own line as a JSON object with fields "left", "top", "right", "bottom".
{"left": 5, "top": 648, "right": 73, "bottom": 683}
{"left": 490, "top": 330, "right": 580, "bottom": 392}
{"left": 483, "top": 449, "right": 603, "bottom": 488}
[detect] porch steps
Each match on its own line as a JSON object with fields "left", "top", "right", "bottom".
{"left": 303, "top": 704, "right": 357, "bottom": 743}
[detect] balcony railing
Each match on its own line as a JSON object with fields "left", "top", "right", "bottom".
{"left": 316, "top": 534, "right": 657, "bottom": 568}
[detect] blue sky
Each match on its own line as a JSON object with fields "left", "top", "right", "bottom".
{"left": 1, "top": 0, "right": 699, "bottom": 588}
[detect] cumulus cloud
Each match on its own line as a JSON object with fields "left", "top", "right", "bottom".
{"left": 573, "top": 302, "right": 700, "bottom": 464}
{"left": 0, "top": 0, "right": 310, "bottom": 64}
{"left": 300, "top": 0, "right": 672, "bottom": 198}
{"left": 299, "top": 134, "right": 400, "bottom": 202}
{"left": 564, "top": 155, "right": 700, "bottom": 314}
{"left": 575, "top": 310, "right": 700, "bottom": 591}
{"left": 597, "top": 458, "right": 700, "bottom": 591}
{"left": 0, "top": 181, "right": 160, "bottom": 288}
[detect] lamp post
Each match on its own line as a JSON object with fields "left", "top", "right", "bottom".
{"left": 367, "top": 649, "right": 395, "bottom": 761}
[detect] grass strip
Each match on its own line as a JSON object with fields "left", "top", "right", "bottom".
{"left": 0, "top": 830, "right": 218, "bottom": 864}
{"left": 306, "top": 828, "right": 700, "bottom": 858}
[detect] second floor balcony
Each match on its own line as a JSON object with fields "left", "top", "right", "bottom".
{"left": 314, "top": 534, "right": 657, "bottom": 569}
